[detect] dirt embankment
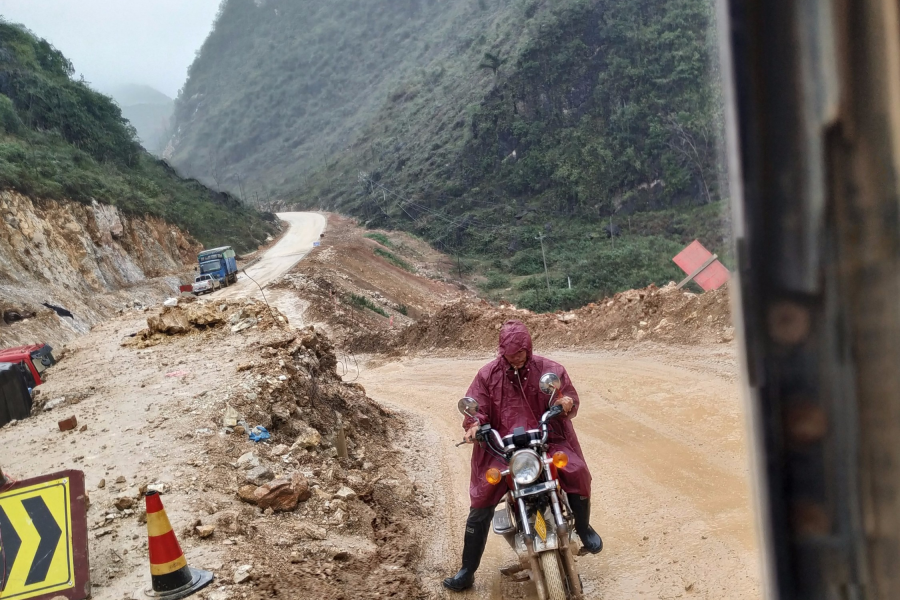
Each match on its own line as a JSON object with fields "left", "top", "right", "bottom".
{"left": 270, "top": 214, "right": 467, "bottom": 342}
{"left": 0, "top": 191, "right": 200, "bottom": 348}
{"left": 347, "top": 282, "right": 734, "bottom": 355}
{"left": 264, "top": 215, "right": 733, "bottom": 357}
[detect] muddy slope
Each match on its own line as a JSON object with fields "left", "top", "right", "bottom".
{"left": 0, "top": 191, "right": 200, "bottom": 348}
{"left": 349, "top": 282, "right": 734, "bottom": 355}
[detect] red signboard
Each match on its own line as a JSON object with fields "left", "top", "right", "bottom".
{"left": 673, "top": 240, "right": 731, "bottom": 291}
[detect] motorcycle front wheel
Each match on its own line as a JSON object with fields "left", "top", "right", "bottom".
{"left": 539, "top": 551, "right": 567, "bottom": 600}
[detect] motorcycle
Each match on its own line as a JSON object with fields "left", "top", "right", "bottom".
{"left": 457, "top": 372, "right": 584, "bottom": 600}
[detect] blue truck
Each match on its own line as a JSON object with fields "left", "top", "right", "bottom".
{"left": 197, "top": 246, "right": 238, "bottom": 287}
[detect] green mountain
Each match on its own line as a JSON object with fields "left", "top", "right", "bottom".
{"left": 0, "top": 21, "right": 278, "bottom": 253}
{"left": 108, "top": 84, "right": 174, "bottom": 155}
{"left": 170, "top": 0, "right": 727, "bottom": 310}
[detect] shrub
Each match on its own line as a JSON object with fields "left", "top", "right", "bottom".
{"left": 365, "top": 232, "right": 394, "bottom": 247}
{"left": 374, "top": 247, "right": 415, "bottom": 272}
{"left": 347, "top": 293, "right": 389, "bottom": 317}
{"left": 510, "top": 249, "right": 544, "bottom": 275}
{"left": 481, "top": 271, "right": 511, "bottom": 290}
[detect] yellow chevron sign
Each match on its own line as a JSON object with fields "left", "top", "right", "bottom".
{"left": 0, "top": 477, "right": 75, "bottom": 599}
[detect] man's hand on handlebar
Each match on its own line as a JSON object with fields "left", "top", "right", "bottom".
{"left": 464, "top": 425, "right": 480, "bottom": 444}
{"left": 553, "top": 395, "right": 575, "bottom": 415}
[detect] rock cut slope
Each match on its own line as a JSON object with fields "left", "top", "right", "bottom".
{"left": 0, "top": 191, "right": 199, "bottom": 348}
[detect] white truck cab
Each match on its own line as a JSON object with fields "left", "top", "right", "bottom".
{"left": 193, "top": 274, "right": 220, "bottom": 295}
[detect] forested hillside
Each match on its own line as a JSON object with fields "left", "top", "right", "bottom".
{"left": 170, "top": 0, "right": 727, "bottom": 310}
{"left": 0, "top": 21, "right": 278, "bottom": 252}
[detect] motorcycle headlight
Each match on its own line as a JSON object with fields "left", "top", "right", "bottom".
{"left": 510, "top": 451, "right": 542, "bottom": 486}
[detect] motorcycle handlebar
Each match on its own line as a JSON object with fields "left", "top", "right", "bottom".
{"left": 471, "top": 407, "right": 564, "bottom": 460}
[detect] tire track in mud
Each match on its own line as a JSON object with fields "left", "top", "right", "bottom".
{"left": 357, "top": 348, "right": 762, "bottom": 599}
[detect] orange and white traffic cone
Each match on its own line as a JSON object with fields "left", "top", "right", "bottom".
{"left": 139, "top": 491, "right": 213, "bottom": 599}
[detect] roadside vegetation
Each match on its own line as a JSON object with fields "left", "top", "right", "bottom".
{"left": 346, "top": 293, "right": 389, "bottom": 318}
{"left": 0, "top": 20, "right": 278, "bottom": 252}
{"left": 364, "top": 232, "right": 394, "bottom": 248}
{"left": 373, "top": 247, "right": 415, "bottom": 273}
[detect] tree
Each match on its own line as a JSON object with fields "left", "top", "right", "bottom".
{"left": 478, "top": 52, "right": 506, "bottom": 80}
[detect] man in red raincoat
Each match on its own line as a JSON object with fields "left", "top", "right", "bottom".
{"left": 443, "top": 320, "right": 603, "bottom": 592}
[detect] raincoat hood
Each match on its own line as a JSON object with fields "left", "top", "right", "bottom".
{"left": 498, "top": 320, "right": 533, "bottom": 360}
{"left": 462, "top": 344, "right": 591, "bottom": 508}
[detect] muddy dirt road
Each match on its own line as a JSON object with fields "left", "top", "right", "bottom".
{"left": 216, "top": 212, "right": 326, "bottom": 300}
{"left": 357, "top": 344, "right": 762, "bottom": 599}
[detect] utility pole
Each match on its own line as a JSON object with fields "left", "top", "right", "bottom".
{"left": 535, "top": 233, "right": 551, "bottom": 292}
{"left": 237, "top": 173, "right": 246, "bottom": 204}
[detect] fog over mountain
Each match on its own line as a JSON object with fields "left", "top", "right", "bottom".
{"left": 0, "top": 0, "right": 221, "bottom": 97}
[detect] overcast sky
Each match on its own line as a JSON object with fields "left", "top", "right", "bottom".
{"left": 0, "top": 0, "right": 222, "bottom": 98}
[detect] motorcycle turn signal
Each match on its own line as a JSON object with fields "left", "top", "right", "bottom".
{"left": 485, "top": 468, "right": 502, "bottom": 485}
{"left": 552, "top": 451, "right": 569, "bottom": 469}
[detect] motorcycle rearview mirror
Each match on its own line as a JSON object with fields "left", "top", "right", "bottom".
{"left": 539, "top": 373, "right": 561, "bottom": 395}
{"left": 458, "top": 397, "right": 480, "bottom": 418}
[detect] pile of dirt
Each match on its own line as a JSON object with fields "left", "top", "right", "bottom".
{"left": 269, "top": 215, "right": 467, "bottom": 343}
{"left": 125, "top": 298, "right": 290, "bottom": 347}
{"left": 349, "top": 282, "right": 734, "bottom": 354}
{"left": 15, "top": 303, "right": 428, "bottom": 598}
{"left": 197, "top": 325, "right": 426, "bottom": 599}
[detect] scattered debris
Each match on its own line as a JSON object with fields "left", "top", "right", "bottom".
{"left": 2, "top": 309, "right": 35, "bottom": 324}
{"left": 58, "top": 415, "right": 77, "bottom": 431}
{"left": 271, "top": 443, "right": 289, "bottom": 456}
{"left": 334, "top": 486, "right": 357, "bottom": 501}
{"left": 195, "top": 524, "right": 215, "bottom": 539}
{"left": 125, "top": 299, "right": 288, "bottom": 348}
{"left": 42, "top": 302, "right": 74, "bottom": 319}
{"left": 248, "top": 426, "right": 270, "bottom": 442}
{"left": 114, "top": 497, "right": 134, "bottom": 511}
{"left": 43, "top": 397, "right": 67, "bottom": 411}
{"left": 252, "top": 473, "right": 311, "bottom": 512}
{"left": 236, "top": 452, "right": 260, "bottom": 470}
{"left": 224, "top": 404, "right": 239, "bottom": 427}
{"left": 233, "top": 565, "right": 252, "bottom": 584}
{"left": 245, "top": 466, "right": 274, "bottom": 486}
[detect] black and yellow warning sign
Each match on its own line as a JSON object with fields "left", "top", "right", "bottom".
{"left": 0, "top": 471, "right": 89, "bottom": 600}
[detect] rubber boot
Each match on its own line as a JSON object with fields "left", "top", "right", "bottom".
{"left": 443, "top": 507, "right": 493, "bottom": 592}
{"left": 568, "top": 493, "right": 603, "bottom": 554}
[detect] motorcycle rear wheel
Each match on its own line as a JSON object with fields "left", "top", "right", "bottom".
{"left": 539, "top": 551, "right": 567, "bottom": 600}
